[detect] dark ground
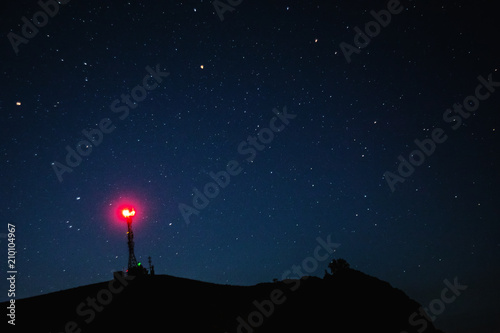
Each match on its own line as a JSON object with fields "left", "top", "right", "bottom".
{"left": 3, "top": 269, "right": 445, "bottom": 333}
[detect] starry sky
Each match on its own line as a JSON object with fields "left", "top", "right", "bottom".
{"left": 1, "top": 1, "right": 499, "bottom": 332}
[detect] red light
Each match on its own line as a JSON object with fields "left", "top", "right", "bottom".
{"left": 107, "top": 195, "right": 146, "bottom": 226}
{"left": 122, "top": 208, "right": 136, "bottom": 218}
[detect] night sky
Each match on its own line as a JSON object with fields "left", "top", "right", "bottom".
{"left": 1, "top": 1, "right": 499, "bottom": 332}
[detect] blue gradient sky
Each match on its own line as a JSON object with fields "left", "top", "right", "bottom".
{"left": 2, "top": 1, "right": 499, "bottom": 332}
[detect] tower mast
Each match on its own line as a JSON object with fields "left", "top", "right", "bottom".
{"left": 126, "top": 216, "right": 138, "bottom": 270}
{"left": 121, "top": 208, "right": 139, "bottom": 272}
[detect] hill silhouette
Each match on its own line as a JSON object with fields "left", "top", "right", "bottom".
{"left": 3, "top": 269, "right": 445, "bottom": 332}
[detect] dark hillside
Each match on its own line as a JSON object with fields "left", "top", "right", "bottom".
{"left": 3, "top": 269, "right": 444, "bottom": 332}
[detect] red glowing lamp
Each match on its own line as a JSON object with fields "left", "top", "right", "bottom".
{"left": 122, "top": 208, "right": 136, "bottom": 219}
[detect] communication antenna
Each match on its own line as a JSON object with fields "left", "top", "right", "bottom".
{"left": 121, "top": 208, "right": 138, "bottom": 270}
